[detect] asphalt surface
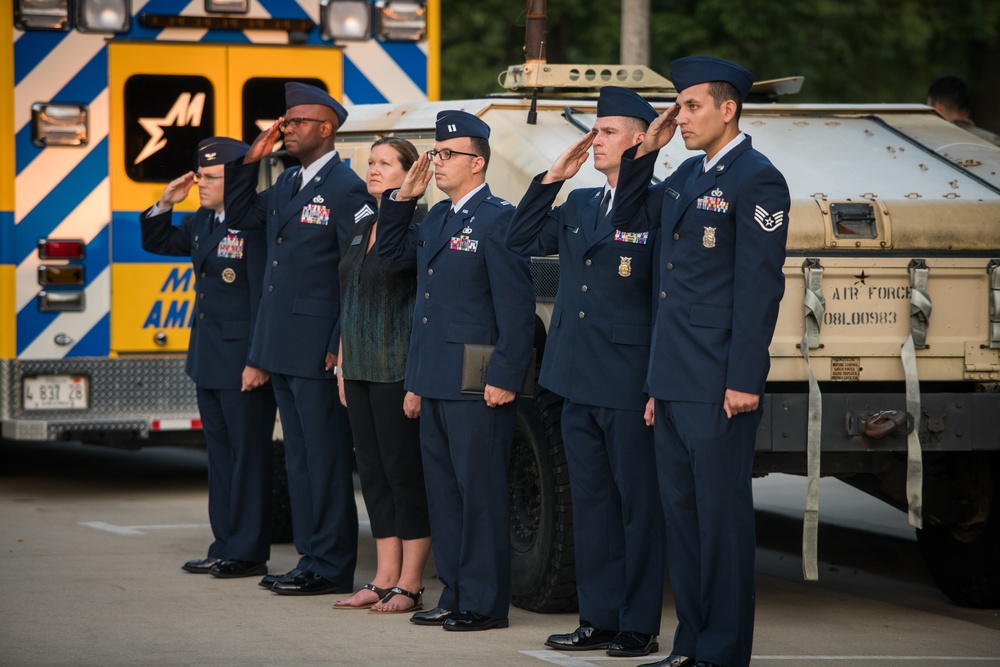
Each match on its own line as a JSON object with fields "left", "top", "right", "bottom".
{"left": 1, "top": 440, "right": 998, "bottom": 666}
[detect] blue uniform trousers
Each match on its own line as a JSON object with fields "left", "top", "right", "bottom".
{"left": 198, "top": 385, "right": 277, "bottom": 562}
{"left": 420, "top": 397, "right": 514, "bottom": 619}
{"left": 561, "top": 400, "right": 664, "bottom": 635}
{"left": 272, "top": 372, "right": 357, "bottom": 586}
{"left": 654, "top": 399, "right": 759, "bottom": 667}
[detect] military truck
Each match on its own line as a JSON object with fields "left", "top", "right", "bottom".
{"left": 332, "top": 61, "right": 1000, "bottom": 612}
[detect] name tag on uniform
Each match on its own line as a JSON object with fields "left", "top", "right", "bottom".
{"left": 563, "top": 224, "right": 580, "bottom": 234}
{"left": 666, "top": 188, "right": 681, "bottom": 200}
{"left": 613, "top": 230, "right": 648, "bottom": 245}
{"left": 351, "top": 234, "right": 363, "bottom": 246}
{"left": 450, "top": 236, "right": 479, "bottom": 252}
{"left": 217, "top": 234, "right": 245, "bottom": 259}
{"left": 300, "top": 203, "right": 330, "bottom": 226}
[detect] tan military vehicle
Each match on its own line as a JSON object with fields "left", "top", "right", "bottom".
{"left": 327, "top": 61, "right": 1000, "bottom": 612}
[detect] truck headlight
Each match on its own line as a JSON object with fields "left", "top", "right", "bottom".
{"left": 14, "top": 0, "right": 70, "bottom": 31}
{"left": 77, "top": 0, "right": 130, "bottom": 33}
{"left": 320, "top": 0, "right": 372, "bottom": 41}
{"left": 376, "top": 1, "right": 426, "bottom": 41}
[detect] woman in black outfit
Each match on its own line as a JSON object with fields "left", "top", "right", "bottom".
{"left": 333, "top": 138, "right": 430, "bottom": 613}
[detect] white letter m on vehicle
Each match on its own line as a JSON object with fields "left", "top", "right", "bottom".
{"left": 134, "top": 92, "right": 207, "bottom": 165}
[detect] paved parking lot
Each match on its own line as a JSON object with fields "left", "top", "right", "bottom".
{"left": 1, "top": 440, "right": 998, "bottom": 666}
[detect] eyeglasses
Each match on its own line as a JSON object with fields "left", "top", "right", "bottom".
{"left": 193, "top": 172, "right": 223, "bottom": 184}
{"left": 427, "top": 148, "right": 480, "bottom": 161}
{"left": 279, "top": 117, "right": 325, "bottom": 132}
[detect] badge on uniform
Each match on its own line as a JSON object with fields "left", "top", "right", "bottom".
{"left": 301, "top": 203, "right": 330, "bottom": 226}
{"left": 754, "top": 205, "right": 785, "bottom": 232}
{"left": 618, "top": 256, "right": 632, "bottom": 277}
{"left": 613, "top": 230, "right": 648, "bottom": 245}
{"left": 697, "top": 195, "right": 729, "bottom": 213}
{"left": 222, "top": 268, "right": 236, "bottom": 283}
{"left": 450, "top": 235, "right": 479, "bottom": 253}
{"left": 462, "top": 226, "right": 473, "bottom": 234}
{"left": 217, "top": 234, "right": 245, "bottom": 259}
{"left": 703, "top": 226, "right": 717, "bottom": 248}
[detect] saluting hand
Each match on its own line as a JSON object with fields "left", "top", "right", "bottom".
{"left": 157, "top": 172, "right": 196, "bottom": 208}
{"left": 541, "top": 131, "right": 595, "bottom": 184}
{"left": 636, "top": 104, "right": 679, "bottom": 158}
{"left": 397, "top": 151, "right": 433, "bottom": 201}
{"left": 244, "top": 117, "right": 283, "bottom": 165}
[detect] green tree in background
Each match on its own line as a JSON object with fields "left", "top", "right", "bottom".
{"left": 440, "top": 0, "right": 1000, "bottom": 132}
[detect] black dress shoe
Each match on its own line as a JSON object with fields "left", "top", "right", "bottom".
{"left": 693, "top": 662, "right": 722, "bottom": 667}
{"left": 638, "top": 655, "right": 695, "bottom": 667}
{"left": 181, "top": 557, "right": 223, "bottom": 574}
{"left": 410, "top": 607, "right": 455, "bottom": 626}
{"left": 442, "top": 611, "right": 509, "bottom": 632}
{"left": 258, "top": 568, "right": 303, "bottom": 589}
{"left": 545, "top": 624, "right": 617, "bottom": 650}
{"left": 607, "top": 631, "right": 659, "bottom": 657}
{"left": 209, "top": 559, "right": 268, "bottom": 578}
{"left": 270, "top": 570, "right": 352, "bottom": 596}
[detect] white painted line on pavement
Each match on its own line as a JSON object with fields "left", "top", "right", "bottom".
{"left": 753, "top": 658, "right": 1000, "bottom": 662}
{"left": 79, "top": 521, "right": 210, "bottom": 535}
{"left": 519, "top": 651, "right": 606, "bottom": 665}
{"left": 521, "top": 653, "right": 1000, "bottom": 665}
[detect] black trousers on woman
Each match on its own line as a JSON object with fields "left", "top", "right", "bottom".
{"left": 343, "top": 379, "right": 429, "bottom": 539}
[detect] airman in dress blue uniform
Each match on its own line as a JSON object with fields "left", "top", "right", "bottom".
{"left": 506, "top": 87, "right": 665, "bottom": 658}
{"left": 140, "top": 137, "right": 277, "bottom": 579}
{"left": 612, "top": 57, "right": 791, "bottom": 667}
{"left": 223, "top": 83, "right": 377, "bottom": 596}
{"left": 377, "top": 111, "right": 535, "bottom": 631}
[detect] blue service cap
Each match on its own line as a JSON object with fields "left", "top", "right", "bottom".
{"left": 284, "top": 82, "right": 348, "bottom": 126}
{"left": 596, "top": 86, "right": 658, "bottom": 124}
{"left": 670, "top": 56, "right": 755, "bottom": 101}
{"left": 435, "top": 110, "right": 490, "bottom": 141}
{"left": 198, "top": 137, "right": 249, "bottom": 167}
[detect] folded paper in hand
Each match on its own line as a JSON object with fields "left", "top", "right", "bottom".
{"left": 461, "top": 344, "right": 535, "bottom": 397}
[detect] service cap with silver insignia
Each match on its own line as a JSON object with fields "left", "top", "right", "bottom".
{"left": 222, "top": 268, "right": 236, "bottom": 283}
{"left": 618, "top": 256, "right": 632, "bottom": 278}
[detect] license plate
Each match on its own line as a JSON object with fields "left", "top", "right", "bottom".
{"left": 23, "top": 375, "right": 90, "bottom": 410}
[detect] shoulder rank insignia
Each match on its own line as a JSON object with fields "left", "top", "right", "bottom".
{"left": 754, "top": 205, "right": 785, "bottom": 232}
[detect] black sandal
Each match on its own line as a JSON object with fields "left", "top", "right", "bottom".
{"left": 368, "top": 586, "right": 424, "bottom": 614}
{"left": 333, "top": 582, "right": 391, "bottom": 609}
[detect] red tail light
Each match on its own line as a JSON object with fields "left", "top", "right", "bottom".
{"left": 37, "top": 238, "right": 86, "bottom": 260}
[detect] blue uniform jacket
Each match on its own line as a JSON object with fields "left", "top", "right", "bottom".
{"left": 612, "top": 136, "right": 790, "bottom": 402}
{"left": 377, "top": 186, "right": 535, "bottom": 400}
{"left": 506, "top": 175, "right": 658, "bottom": 411}
{"left": 223, "top": 154, "right": 376, "bottom": 379}
{"left": 140, "top": 206, "right": 267, "bottom": 391}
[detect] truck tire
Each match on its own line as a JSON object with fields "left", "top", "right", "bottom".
{"left": 916, "top": 456, "right": 1000, "bottom": 607}
{"left": 509, "top": 389, "right": 578, "bottom": 613}
{"left": 271, "top": 439, "right": 293, "bottom": 544}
